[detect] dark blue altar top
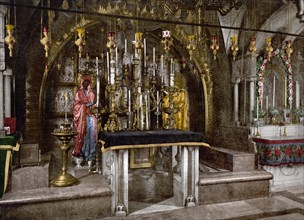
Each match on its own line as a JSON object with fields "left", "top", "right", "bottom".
{"left": 99, "top": 130, "right": 209, "bottom": 151}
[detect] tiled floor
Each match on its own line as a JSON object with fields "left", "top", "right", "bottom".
{"left": 101, "top": 186, "right": 304, "bottom": 220}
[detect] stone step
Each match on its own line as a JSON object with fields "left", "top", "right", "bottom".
{"left": 199, "top": 170, "right": 273, "bottom": 205}
{"left": 0, "top": 174, "right": 112, "bottom": 220}
{"left": 200, "top": 146, "right": 255, "bottom": 172}
{"left": 11, "top": 154, "right": 52, "bottom": 191}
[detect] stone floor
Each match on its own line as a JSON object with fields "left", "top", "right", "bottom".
{"left": 100, "top": 186, "right": 304, "bottom": 220}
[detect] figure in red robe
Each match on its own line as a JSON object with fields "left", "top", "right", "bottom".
{"left": 73, "top": 75, "right": 97, "bottom": 167}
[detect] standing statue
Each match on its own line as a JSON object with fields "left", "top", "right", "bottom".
{"left": 72, "top": 75, "right": 97, "bottom": 168}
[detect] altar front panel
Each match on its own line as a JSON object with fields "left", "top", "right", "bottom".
{"left": 252, "top": 137, "right": 304, "bottom": 166}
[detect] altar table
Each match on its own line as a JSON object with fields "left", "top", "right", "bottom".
{"left": 252, "top": 136, "right": 304, "bottom": 166}
{"left": 99, "top": 130, "right": 209, "bottom": 216}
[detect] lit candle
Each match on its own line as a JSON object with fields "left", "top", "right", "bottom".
{"left": 96, "top": 57, "right": 100, "bottom": 107}
{"left": 272, "top": 75, "right": 275, "bottom": 107}
{"left": 107, "top": 52, "right": 110, "bottom": 84}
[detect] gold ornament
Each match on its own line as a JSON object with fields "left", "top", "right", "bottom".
{"left": 40, "top": 28, "right": 51, "bottom": 58}
{"left": 75, "top": 28, "right": 85, "bottom": 58}
{"left": 285, "top": 40, "right": 293, "bottom": 62}
{"left": 230, "top": 36, "right": 239, "bottom": 61}
{"left": 210, "top": 35, "right": 219, "bottom": 60}
{"left": 249, "top": 37, "right": 256, "bottom": 60}
{"left": 4, "top": 24, "right": 15, "bottom": 57}
{"left": 106, "top": 32, "right": 116, "bottom": 60}
{"left": 265, "top": 37, "right": 273, "bottom": 61}
{"left": 186, "top": 35, "right": 196, "bottom": 61}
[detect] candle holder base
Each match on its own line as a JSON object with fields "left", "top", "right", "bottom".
{"left": 51, "top": 173, "right": 79, "bottom": 187}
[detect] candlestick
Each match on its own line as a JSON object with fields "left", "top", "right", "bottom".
{"left": 296, "top": 80, "right": 300, "bottom": 109}
{"left": 161, "top": 55, "right": 164, "bottom": 85}
{"left": 64, "top": 93, "right": 68, "bottom": 122}
{"left": 257, "top": 97, "right": 259, "bottom": 120}
{"left": 153, "top": 47, "right": 156, "bottom": 77}
{"left": 125, "top": 39, "right": 127, "bottom": 54}
{"left": 144, "top": 38, "right": 147, "bottom": 68}
{"left": 156, "top": 90, "right": 159, "bottom": 112}
{"left": 115, "top": 47, "right": 118, "bottom": 77}
{"left": 128, "top": 89, "right": 131, "bottom": 112}
{"left": 107, "top": 52, "right": 110, "bottom": 84}
{"left": 272, "top": 75, "right": 275, "bottom": 107}
{"left": 96, "top": 57, "right": 100, "bottom": 107}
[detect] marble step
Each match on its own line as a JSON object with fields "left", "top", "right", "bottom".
{"left": 11, "top": 154, "right": 52, "bottom": 191}
{"left": 0, "top": 174, "right": 112, "bottom": 220}
{"left": 200, "top": 146, "right": 255, "bottom": 172}
{"left": 199, "top": 170, "right": 273, "bottom": 205}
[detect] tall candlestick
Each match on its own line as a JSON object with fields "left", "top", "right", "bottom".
{"left": 96, "top": 57, "right": 100, "bottom": 107}
{"left": 128, "top": 89, "right": 131, "bottom": 112}
{"left": 161, "top": 55, "right": 164, "bottom": 85}
{"left": 144, "top": 38, "right": 147, "bottom": 68}
{"left": 107, "top": 52, "right": 110, "bottom": 84}
{"left": 125, "top": 39, "right": 127, "bottom": 54}
{"left": 153, "top": 47, "right": 156, "bottom": 77}
{"left": 257, "top": 97, "right": 259, "bottom": 120}
{"left": 284, "top": 76, "right": 287, "bottom": 108}
{"left": 156, "top": 90, "right": 159, "bottom": 111}
{"left": 64, "top": 93, "right": 68, "bottom": 122}
{"left": 115, "top": 47, "right": 118, "bottom": 77}
{"left": 272, "top": 75, "right": 275, "bottom": 107}
{"left": 296, "top": 80, "right": 300, "bottom": 109}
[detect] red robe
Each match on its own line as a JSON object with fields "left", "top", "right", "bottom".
{"left": 73, "top": 79, "right": 97, "bottom": 157}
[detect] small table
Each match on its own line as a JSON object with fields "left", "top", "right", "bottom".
{"left": 99, "top": 130, "right": 209, "bottom": 216}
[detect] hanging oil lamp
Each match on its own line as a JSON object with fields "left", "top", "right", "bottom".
{"left": 75, "top": 28, "right": 85, "bottom": 58}
{"left": 186, "top": 35, "right": 196, "bottom": 61}
{"left": 230, "top": 36, "right": 239, "bottom": 61}
{"left": 40, "top": 27, "right": 51, "bottom": 57}
{"left": 4, "top": 24, "right": 15, "bottom": 57}
{"left": 210, "top": 35, "right": 219, "bottom": 60}
{"left": 285, "top": 40, "right": 293, "bottom": 62}
{"left": 106, "top": 32, "right": 116, "bottom": 60}
{"left": 265, "top": 37, "right": 273, "bottom": 61}
{"left": 249, "top": 37, "right": 256, "bottom": 60}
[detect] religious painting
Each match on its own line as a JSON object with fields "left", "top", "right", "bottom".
{"left": 130, "top": 148, "right": 155, "bottom": 168}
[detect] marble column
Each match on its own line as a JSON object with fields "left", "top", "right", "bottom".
{"left": 4, "top": 68, "right": 12, "bottom": 118}
{"left": 233, "top": 78, "right": 241, "bottom": 126}
{"left": 0, "top": 71, "right": 3, "bottom": 131}
{"left": 250, "top": 78, "right": 256, "bottom": 123}
{"left": 0, "top": 11, "right": 6, "bottom": 134}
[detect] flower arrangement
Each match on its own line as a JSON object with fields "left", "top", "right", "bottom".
{"left": 294, "top": 107, "right": 304, "bottom": 117}
{"left": 270, "top": 108, "right": 279, "bottom": 117}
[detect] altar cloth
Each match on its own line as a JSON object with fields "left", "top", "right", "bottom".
{"left": 252, "top": 137, "right": 304, "bottom": 166}
{"left": 0, "top": 135, "right": 20, "bottom": 198}
{"left": 99, "top": 130, "right": 209, "bottom": 152}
